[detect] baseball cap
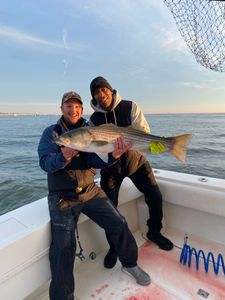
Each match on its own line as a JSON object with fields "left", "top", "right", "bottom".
{"left": 61, "top": 91, "right": 83, "bottom": 105}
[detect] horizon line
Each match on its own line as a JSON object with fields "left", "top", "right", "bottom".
{"left": 1, "top": 111, "right": 225, "bottom": 116}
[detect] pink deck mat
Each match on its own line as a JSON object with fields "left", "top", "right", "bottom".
{"left": 85, "top": 242, "right": 225, "bottom": 300}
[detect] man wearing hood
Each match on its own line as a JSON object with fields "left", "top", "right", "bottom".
{"left": 89, "top": 76, "right": 173, "bottom": 269}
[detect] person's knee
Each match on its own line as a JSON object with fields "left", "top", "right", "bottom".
{"left": 100, "top": 186, "right": 119, "bottom": 206}
{"left": 154, "top": 187, "right": 163, "bottom": 201}
{"left": 114, "top": 215, "right": 128, "bottom": 230}
{"left": 145, "top": 186, "right": 163, "bottom": 203}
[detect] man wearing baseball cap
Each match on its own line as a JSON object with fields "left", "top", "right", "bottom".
{"left": 38, "top": 91, "right": 151, "bottom": 300}
{"left": 59, "top": 91, "right": 84, "bottom": 129}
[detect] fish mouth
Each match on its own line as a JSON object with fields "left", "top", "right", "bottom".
{"left": 55, "top": 137, "right": 71, "bottom": 146}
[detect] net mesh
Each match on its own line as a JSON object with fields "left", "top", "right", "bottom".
{"left": 163, "top": 0, "right": 225, "bottom": 71}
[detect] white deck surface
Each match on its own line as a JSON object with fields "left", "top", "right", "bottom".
{"left": 29, "top": 230, "right": 225, "bottom": 300}
{"left": 74, "top": 232, "right": 225, "bottom": 300}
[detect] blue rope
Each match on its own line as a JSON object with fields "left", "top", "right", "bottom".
{"left": 180, "top": 244, "right": 225, "bottom": 275}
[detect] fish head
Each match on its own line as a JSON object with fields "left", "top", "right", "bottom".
{"left": 55, "top": 128, "right": 92, "bottom": 151}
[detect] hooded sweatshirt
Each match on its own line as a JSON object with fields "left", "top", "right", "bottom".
{"left": 90, "top": 90, "right": 150, "bottom": 132}
{"left": 89, "top": 90, "right": 150, "bottom": 176}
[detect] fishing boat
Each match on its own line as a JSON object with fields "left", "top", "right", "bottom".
{"left": 1, "top": 168, "right": 225, "bottom": 300}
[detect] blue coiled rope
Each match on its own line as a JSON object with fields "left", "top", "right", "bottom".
{"left": 180, "top": 244, "right": 225, "bottom": 275}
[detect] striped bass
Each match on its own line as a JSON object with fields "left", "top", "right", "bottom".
{"left": 55, "top": 124, "right": 192, "bottom": 163}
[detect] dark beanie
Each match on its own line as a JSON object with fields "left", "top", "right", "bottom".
{"left": 90, "top": 76, "right": 113, "bottom": 98}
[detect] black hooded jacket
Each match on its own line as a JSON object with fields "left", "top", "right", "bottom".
{"left": 89, "top": 91, "right": 150, "bottom": 176}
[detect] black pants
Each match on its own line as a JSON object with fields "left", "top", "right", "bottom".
{"left": 101, "top": 161, "right": 163, "bottom": 249}
{"left": 48, "top": 190, "right": 138, "bottom": 300}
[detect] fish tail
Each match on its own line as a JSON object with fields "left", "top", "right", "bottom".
{"left": 170, "top": 134, "right": 192, "bottom": 163}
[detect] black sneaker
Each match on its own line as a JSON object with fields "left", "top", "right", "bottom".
{"left": 147, "top": 232, "right": 173, "bottom": 251}
{"left": 104, "top": 248, "right": 118, "bottom": 269}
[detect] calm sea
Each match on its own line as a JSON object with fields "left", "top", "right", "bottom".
{"left": 0, "top": 113, "right": 225, "bottom": 215}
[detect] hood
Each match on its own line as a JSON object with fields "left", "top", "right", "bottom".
{"left": 90, "top": 90, "right": 122, "bottom": 113}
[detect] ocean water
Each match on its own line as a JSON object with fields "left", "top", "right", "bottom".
{"left": 0, "top": 113, "right": 225, "bottom": 216}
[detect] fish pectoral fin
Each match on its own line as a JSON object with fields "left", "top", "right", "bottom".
{"left": 92, "top": 141, "right": 109, "bottom": 146}
{"left": 96, "top": 153, "right": 109, "bottom": 163}
{"left": 91, "top": 141, "right": 115, "bottom": 154}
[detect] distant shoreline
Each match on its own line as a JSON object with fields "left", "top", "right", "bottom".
{"left": 0, "top": 112, "right": 60, "bottom": 116}
{"left": 1, "top": 112, "right": 225, "bottom": 117}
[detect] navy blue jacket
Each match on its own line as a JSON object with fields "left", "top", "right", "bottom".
{"left": 38, "top": 119, "right": 116, "bottom": 200}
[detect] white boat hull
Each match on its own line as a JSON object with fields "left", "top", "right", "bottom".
{"left": 0, "top": 169, "right": 225, "bottom": 300}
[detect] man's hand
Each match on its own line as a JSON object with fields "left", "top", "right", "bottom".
{"left": 61, "top": 146, "right": 79, "bottom": 161}
{"left": 112, "top": 137, "right": 133, "bottom": 159}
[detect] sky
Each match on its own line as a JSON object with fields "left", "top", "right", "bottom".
{"left": 0, "top": 0, "right": 225, "bottom": 115}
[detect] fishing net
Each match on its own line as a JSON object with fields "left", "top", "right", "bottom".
{"left": 163, "top": 0, "right": 225, "bottom": 71}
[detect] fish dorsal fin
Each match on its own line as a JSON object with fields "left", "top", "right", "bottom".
{"left": 128, "top": 124, "right": 146, "bottom": 133}
{"left": 96, "top": 123, "right": 138, "bottom": 129}
{"left": 96, "top": 123, "right": 143, "bottom": 133}
{"left": 129, "top": 123, "right": 140, "bottom": 130}
{"left": 96, "top": 123, "right": 117, "bottom": 128}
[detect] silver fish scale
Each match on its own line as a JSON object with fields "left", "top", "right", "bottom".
{"left": 88, "top": 126, "right": 172, "bottom": 147}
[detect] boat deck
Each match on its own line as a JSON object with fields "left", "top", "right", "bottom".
{"left": 74, "top": 233, "right": 225, "bottom": 300}
{"left": 28, "top": 230, "right": 225, "bottom": 300}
